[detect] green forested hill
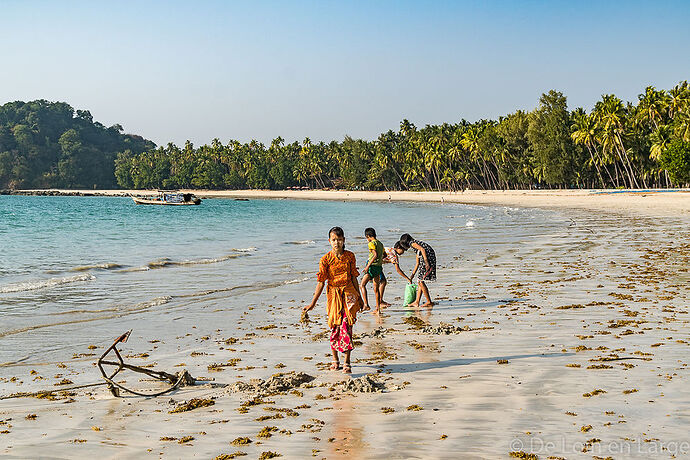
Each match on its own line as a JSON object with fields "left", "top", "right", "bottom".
{"left": 0, "top": 100, "right": 154, "bottom": 189}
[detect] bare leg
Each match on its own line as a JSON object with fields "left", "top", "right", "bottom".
{"left": 359, "top": 274, "right": 371, "bottom": 311}
{"left": 343, "top": 350, "right": 352, "bottom": 373}
{"left": 373, "top": 276, "right": 382, "bottom": 312}
{"left": 419, "top": 281, "right": 434, "bottom": 307}
{"left": 330, "top": 349, "right": 340, "bottom": 370}
{"left": 378, "top": 279, "right": 391, "bottom": 307}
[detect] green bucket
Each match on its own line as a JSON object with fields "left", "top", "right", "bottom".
{"left": 403, "top": 283, "right": 417, "bottom": 306}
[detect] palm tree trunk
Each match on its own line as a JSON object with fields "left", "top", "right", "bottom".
{"left": 615, "top": 134, "right": 640, "bottom": 188}
{"left": 612, "top": 161, "right": 621, "bottom": 188}
{"left": 586, "top": 144, "right": 605, "bottom": 188}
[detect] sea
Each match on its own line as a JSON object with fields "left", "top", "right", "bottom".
{"left": 0, "top": 195, "right": 567, "bottom": 372}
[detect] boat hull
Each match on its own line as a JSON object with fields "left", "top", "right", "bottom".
{"left": 132, "top": 197, "right": 201, "bottom": 205}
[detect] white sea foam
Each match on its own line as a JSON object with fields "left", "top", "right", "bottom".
{"left": 172, "top": 254, "right": 242, "bottom": 266}
{"left": 284, "top": 277, "right": 310, "bottom": 285}
{"left": 284, "top": 240, "right": 315, "bottom": 245}
{"left": 465, "top": 220, "right": 476, "bottom": 227}
{"left": 232, "top": 247, "right": 258, "bottom": 252}
{"left": 121, "top": 254, "right": 245, "bottom": 272}
{"left": 0, "top": 274, "right": 96, "bottom": 294}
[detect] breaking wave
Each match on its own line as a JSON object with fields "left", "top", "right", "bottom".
{"left": 120, "top": 253, "right": 246, "bottom": 272}
{"left": 284, "top": 277, "right": 310, "bottom": 285}
{"left": 232, "top": 247, "right": 258, "bottom": 252}
{"left": 283, "top": 240, "right": 315, "bottom": 245}
{"left": 0, "top": 274, "right": 96, "bottom": 294}
{"left": 71, "top": 263, "right": 123, "bottom": 272}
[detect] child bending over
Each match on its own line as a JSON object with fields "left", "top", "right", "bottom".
{"left": 398, "top": 233, "right": 436, "bottom": 308}
{"left": 303, "top": 227, "right": 363, "bottom": 373}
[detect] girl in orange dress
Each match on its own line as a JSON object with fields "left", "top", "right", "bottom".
{"left": 302, "top": 226, "right": 363, "bottom": 373}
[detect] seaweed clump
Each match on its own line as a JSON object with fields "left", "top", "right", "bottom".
{"left": 259, "top": 452, "right": 281, "bottom": 460}
{"left": 231, "top": 437, "right": 252, "bottom": 446}
{"left": 257, "top": 426, "right": 278, "bottom": 439}
{"left": 169, "top": 398, "right": 215, "bottom": 413}
{"left": 582, "top": 389, "right": 607, "bottom": 398}
{"left": 403, "top": 316, "right": 427, "bottom": 328}
{"left": 214, "top": 453, "right": 247, "bottom": 460}
{"left": 508, "top": 451, "right": 537, "bottom": 459}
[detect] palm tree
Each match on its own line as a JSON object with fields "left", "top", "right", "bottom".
{"left": 594, "top": 95, "right": 639, "bottom": 188}
{"left": 571, "top": 108, "right": 608, "bottom": 187}
{"left": 668, "top": 81, "right": 689, "bottom": 118}
{"left": 636, "top": 86, "right": 669, "bottom": 131}
{"left": 668, "top": 81, "right": 690, "bottom": 142}
{"left": 461, "top": 125, "right": 494, "bottom": 189}
{"left": 650, "top": 124, "right": 674, "bottom": 187}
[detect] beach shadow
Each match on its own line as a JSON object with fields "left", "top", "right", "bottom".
{"left": 354, "top": 352, "right": 572, "bottom": 376}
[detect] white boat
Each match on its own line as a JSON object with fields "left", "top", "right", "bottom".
{"left": 132, "top": 192, "right": 201, "bottom": 206}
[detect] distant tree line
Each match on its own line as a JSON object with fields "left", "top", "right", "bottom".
{"left": 3, "top": 82, "right": 690, "bottom": 191}
{"left": 116, "top": 82, "right": 690, "bottom": 190}
{"left": 0, "top": 100, "right": 154, "bottom": 189}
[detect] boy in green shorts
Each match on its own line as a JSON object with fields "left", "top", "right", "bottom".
{"left": 360, "top": 227, "right": 384, "bottom": 314}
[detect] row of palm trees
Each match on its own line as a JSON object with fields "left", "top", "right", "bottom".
{"left": 115, "top": 81, "right": 690, "bottom": 191}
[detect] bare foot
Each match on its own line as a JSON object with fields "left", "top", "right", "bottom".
{"left": 371, "top": 308, "right": 381, "bottom": 315}
{"left": 380, "top": 301, "right": 391, "bottom": 307}
{"left": 420, "top": 301, "right": 434, "bottom": 308}
{"left": 407, "top": 302, "right": 419, "bottom": 308}
{"left": 361, "top": 304, "right": 371, "bottom": 311}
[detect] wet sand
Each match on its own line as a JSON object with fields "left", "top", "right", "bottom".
{"left": 1, "top": 195, "right": 689, "bottom": 459}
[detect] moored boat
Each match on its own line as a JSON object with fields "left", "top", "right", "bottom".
{"left": 132, "top": 192, "right": 201, "bottom": 205}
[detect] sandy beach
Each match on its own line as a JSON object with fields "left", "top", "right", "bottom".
{"left": 1, "top": 191, "right": 689, "bottom": 459}
{"left": 9, "top": 188, "right": 690, "bottom": 217}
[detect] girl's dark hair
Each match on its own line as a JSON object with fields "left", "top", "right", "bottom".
{"left": 329, "top": 226, "right": 345, "bottom": 238}
{"left": 393, "top": 241, "right": 405, "bottom": 251}
{"left": 399, "top": 233, "right": 413, "bottom": 250}
{"left": 364, "top": 227, "right": 376, "bottom": 238}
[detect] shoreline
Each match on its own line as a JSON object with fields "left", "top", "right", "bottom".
{"left": 4, "top": 188, "right": 690, "bottom": 217}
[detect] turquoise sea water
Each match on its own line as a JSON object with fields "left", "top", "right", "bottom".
{"left": 0, "top": 196, "right": 566, "bottom": 369}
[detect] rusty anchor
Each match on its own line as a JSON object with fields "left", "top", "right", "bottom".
{"left": 97, "top": 330, "right": 197, "bottom": 397}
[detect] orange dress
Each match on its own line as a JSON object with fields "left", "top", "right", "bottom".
{"left": 317, "top": 250, "right": 361, "bottom": 328}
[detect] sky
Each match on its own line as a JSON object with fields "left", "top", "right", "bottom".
{"left": 1, "top": 0, "right": 689, "bottom": 147}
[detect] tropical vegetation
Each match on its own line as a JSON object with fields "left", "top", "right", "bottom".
{"left": 2, "top": 82, "right": 689, "bottom": 191}
{"left": 0, "top": 100, "right": 154, "bottom": 189}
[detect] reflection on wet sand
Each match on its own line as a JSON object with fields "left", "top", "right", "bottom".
{"left": 329, "top": 396, "right": 367, "bottom": 458}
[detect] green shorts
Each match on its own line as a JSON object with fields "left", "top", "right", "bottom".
{"left": 367, "top": 265, "right": 383, "bottom": 278}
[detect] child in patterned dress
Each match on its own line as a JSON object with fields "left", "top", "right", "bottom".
{"left": 303, "top": 227, "right": 363, "bottom": 373}
{"left": 398, "top": 233, "right": 436, "bottom": 308}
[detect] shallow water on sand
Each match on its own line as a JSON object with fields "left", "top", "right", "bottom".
{"left": 0, "top": 196, "right": 564, "bottom": 368}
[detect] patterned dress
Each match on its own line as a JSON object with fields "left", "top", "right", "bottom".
{"left": 316, "top": 250, "right": 361, "bottom": 352}
{"left": 413, "top": 239, "right": 436, "bottom": 282}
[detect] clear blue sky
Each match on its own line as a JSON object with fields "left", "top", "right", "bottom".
{"left": 2, "top": 0, "right": 689, "bottom": 146}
